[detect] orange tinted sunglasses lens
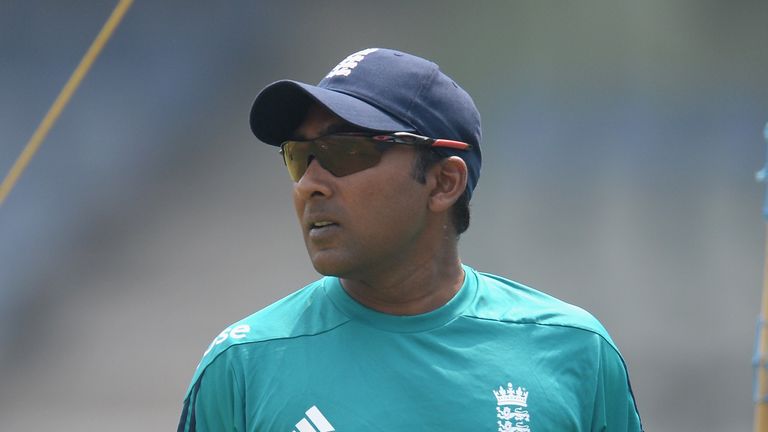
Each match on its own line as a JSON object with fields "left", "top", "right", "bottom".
{"left": 280, "top": 136, "right": 384, "bottom": 181}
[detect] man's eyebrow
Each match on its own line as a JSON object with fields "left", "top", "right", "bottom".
{"left": 290, "top": 123, "right": 365, "bottom": 141}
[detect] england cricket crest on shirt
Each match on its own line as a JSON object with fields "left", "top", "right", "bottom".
{"left": 493, "top": 382, "right": 531, "bottom": 432}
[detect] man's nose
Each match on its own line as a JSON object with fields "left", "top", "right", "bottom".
{"left": 294, "top": 157, "right": 333, "bottom": 198}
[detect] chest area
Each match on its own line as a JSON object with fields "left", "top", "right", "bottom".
{"left": 241, "top": 325, "right": 597, "bottom": 431}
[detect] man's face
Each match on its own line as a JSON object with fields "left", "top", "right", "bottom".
{"left": 290, "top": 104, "right": 433, "bottom": 279}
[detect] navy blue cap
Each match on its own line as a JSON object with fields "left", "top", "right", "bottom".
{"left": 250, "top": 48, "right": 482, "bottom": 199}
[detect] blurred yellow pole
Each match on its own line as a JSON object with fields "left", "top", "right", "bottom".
{"left": 756, "top": 225, "right": 768, "bottom": 432}
{"left": 0, "top": 0, "right": 134, "bottom": 207}
{"left": 756, "top": 124, "right": 768, "bottom": 432}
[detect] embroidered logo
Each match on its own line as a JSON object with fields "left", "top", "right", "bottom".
{"left": 292, "top": 405, "right": 335, "bottom": 432}
{"left": 493, "top": 382, "right": 531, "bottom": 432}
{"left": 324, "top": 48, "right": 378, "bottom": 79}
{"left": 202, "top": 324, "right": 251, "bottom": 357}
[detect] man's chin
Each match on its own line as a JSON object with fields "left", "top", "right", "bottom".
{"left": 308, "top": 250, "right": 350, "bottom": 277}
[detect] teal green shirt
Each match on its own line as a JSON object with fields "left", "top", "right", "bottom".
{"left": 178, "top": 266, "right": 642, "bottom": 431}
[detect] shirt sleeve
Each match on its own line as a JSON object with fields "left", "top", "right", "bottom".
{"left": 591, "top": 338, "right": 643, "bottom": 431}
{"left": 177, "top": 349, "right": 246, "bottom": 432}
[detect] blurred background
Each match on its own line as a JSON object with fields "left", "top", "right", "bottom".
{"left": 1, "top": 1, "right": 766, "bottom": 430}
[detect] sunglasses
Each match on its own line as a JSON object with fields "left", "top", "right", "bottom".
{"left": 279, "top": 132, "right": 471, "bottom": 181}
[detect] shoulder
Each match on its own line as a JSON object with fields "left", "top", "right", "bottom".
{"left": 465, "top": 268, "right": 615, "bottom": 346}
{"left": 464, "top": 268, "right": 642, "bottom": 428}
{"left": 183, "top": 277, "right": 349, "bottom": 396}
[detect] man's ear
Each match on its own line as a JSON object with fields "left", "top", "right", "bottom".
{"left": 428, "top": 156, "right": 468, "bottom": 213}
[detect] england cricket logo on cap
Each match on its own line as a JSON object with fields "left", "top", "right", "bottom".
{"left": 324, "top": 48, "right": 378, "bottom": 79}
{"left": 493, "top": 382, "right": 532, "bottom": 432}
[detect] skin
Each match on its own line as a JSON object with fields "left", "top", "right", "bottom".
{"left": 291, "top": 104, "right": 469, "bottom": 315}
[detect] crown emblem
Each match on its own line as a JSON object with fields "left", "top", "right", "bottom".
{"left": 493, "top": 382, "right": 529, "bottom": 407}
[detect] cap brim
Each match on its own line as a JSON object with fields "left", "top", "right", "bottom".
{"left": 250, "top": 80, "right": 415, "bottom": 146}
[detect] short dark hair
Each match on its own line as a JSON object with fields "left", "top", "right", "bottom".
{"left": 411, "top": 148, "right": 471, "bottom": 235}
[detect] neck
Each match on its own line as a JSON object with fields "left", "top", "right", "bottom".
{"left": 339, "top": 239, "right": 464, "bottom": 315}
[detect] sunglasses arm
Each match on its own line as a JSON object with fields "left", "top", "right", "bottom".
{"left": 431, "top": 139, "right": 472, "bottom": 150}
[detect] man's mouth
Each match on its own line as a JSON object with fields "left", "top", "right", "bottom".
{"left": 309, "top": 220, "right": 339, "bottom": 233}
{"left": 312, "top": 221, "right": 335, "bottom": 228}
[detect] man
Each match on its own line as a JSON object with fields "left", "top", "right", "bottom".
{"left": 178, "top": 48, "right": 642, "bottom": 431}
